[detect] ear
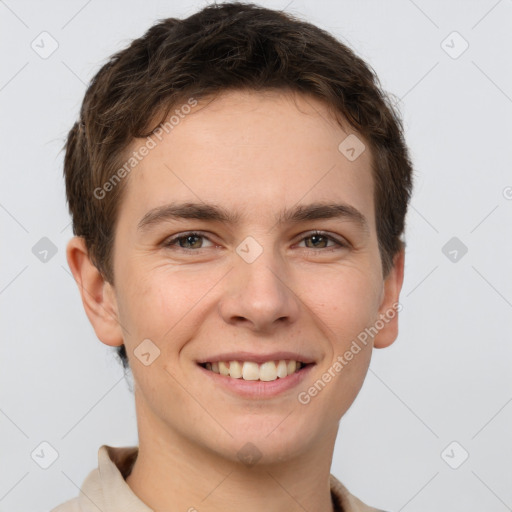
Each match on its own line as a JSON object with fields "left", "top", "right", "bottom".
{"left": 373, "top": 247, "right": 405, "bottom": 349}
{"left": 66, "top": 236, "right": 124, "bottom": 347}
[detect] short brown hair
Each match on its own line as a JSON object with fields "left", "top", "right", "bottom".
{"left": 64, "top": 2, "right": 413, "bottom": 370}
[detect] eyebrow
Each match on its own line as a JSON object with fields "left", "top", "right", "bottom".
{"left": 137, "top": 201, "right": 369, "bottom": 234}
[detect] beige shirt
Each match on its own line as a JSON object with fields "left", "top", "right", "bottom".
{"left": 50, "top": 445, "right": 386, "bottom": 512}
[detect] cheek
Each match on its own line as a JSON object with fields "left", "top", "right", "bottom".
{"left": 113, "top": 272, "right": 167, "bottom": 356}
{"left": 301, "top": 264, "right": 382, "bottom": 344}
{"left": 313, "top": 269, "right": 380, "bottom": 414}
{"left": 116, "top": 264, "right": 222, "bottom": 351}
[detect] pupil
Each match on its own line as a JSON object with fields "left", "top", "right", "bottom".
{"left": 308, "top": 235, "right": 325, "bottom": 248}
{"left": 183, "top": 235, "right": 200, "bottom": 248}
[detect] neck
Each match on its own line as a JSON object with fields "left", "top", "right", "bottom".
{"left": 126, "top": 392, "right": 337, "bottom": 512}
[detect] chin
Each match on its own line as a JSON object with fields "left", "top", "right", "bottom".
{"left": 205, "top": 414, "right": 321, "bottom": 465}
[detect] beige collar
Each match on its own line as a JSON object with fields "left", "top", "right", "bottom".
{"left": 58, "top": 445, "right": 384, "bottom": 512}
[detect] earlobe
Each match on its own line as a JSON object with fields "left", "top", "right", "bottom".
{"left": 66, "top": 236, "right": 124, "bottom": 347}
{"left": 373, "top": 248, "right": 405, "bottom": 349}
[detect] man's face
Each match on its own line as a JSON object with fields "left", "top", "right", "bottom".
{"left": 106, "top": 90, "right": 402, "bottom": 463}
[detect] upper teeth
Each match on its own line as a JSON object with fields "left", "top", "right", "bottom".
{"left": 204, "top": 360, "right": 303, "bottom": 381}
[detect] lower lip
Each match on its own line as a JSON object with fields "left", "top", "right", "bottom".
{"left": 197, "top": 364, "right": 315, "bottom": 399}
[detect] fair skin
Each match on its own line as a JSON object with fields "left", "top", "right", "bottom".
{"left": 67, "top": 89, "right": 404, "bottom": 512}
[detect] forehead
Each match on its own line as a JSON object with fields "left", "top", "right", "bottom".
{"left": 118, "top": 89, "right": 375, "bottom": 228}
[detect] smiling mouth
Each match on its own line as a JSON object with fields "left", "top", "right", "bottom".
{"left": 198, "top": 359, "right": 311, "bottom": 381}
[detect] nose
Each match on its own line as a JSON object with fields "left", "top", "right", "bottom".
{"left": 218, "top": 246, "right": 301, "bottom": 333}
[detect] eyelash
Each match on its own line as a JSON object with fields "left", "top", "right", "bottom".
{"left": 162, "top": 230, "right": 349, "bottom": 253}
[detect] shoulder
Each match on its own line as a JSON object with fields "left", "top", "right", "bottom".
{"left": 49, "top": 497, "right": 81, "bottom": 512}
{"left": 330, "top": 474, "right": 389, "bottom": 512}
{"left": 49, "top": 467, "right": 101, "bottom": 512}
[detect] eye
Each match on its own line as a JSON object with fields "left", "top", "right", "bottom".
{"left": 162, "top": 232, "right": 214, "bottom": 250}
{"left": 296, "top": 231, "right": 348, "bottom": 251}
{"left": 161, "top": 230, "right": 349, "bottom": 253}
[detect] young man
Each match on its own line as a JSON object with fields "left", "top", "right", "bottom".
{"left": 53, "top": 2, "right": 413, "bottom": 511}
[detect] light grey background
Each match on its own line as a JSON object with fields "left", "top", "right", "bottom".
{"left": 1, "top": 1, "right": 511, "bottom": 511}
